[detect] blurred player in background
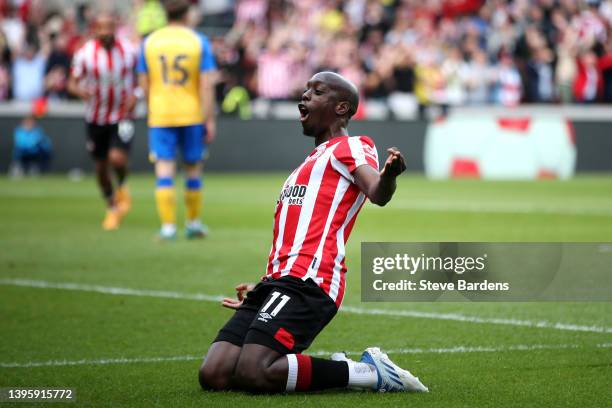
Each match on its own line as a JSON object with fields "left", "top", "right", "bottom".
{"left": 68, "top": 12, "right": 137, "bottom": 231}
{"left": 137, "top": 0, "right": 217, "bottom": 241}
{"left": 199, "top": 72, "right": 427, "bottom": 394}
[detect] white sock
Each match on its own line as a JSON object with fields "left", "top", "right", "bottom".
{"left": 161, "top": 224, "right": 176, "bottom": 235}
{"left": 347, "top": 360, "right": 378, "bottom": 390}
{"left": 186, "top": 219, "right": 202, "bottom": 229}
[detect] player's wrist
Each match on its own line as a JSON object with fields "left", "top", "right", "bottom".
{"left": 380, "top": 168, "right": 396, "bottom": 182}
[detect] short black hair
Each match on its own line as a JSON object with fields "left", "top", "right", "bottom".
{"left": 163, "top": 0, "right": 190, "bottom": 21}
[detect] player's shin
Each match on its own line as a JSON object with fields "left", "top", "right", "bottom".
{"left": 99, "top": 166, "right": 120, "bottom": 230}
{"left": 285, "top": 354, "right": 350, "bottom": 392}
{"left": 155, "top": 177, "right": 176, "bottom": 230}
{"left": 185, "top": 177, "right": 202, "bottom": 222}
{"left": 114, "top": 165, "right": 128, "bottom": 186}
{"left": 95, "top": 161, "right": 114, "bottom": 207}
{"left": 101, "top": 184, "right": 114, "bottom": 208}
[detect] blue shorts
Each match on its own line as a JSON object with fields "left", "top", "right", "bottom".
{"left": 148, "top": 125, "right": 207, "bottom": 163}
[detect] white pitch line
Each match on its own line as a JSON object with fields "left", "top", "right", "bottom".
{"left": 1, "top": 278, "right": 611, "bottom": 334}
{"left": 365, "top": 342, "right": 612, "bottom": 356}
{"left": 0, "top": 355, "right": 201, "bottom": 369}
{"left": 340, "top": 306, "right": 612, "bottom": 334}
{"left": 2, "top": 343, "right": 611, "bottom": 369}
{"left": 0, "top": 278, "right": 225, "bottom": 302}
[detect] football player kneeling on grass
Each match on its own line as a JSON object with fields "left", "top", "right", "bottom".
{"left": 199, "top": 72, "right": 428, "bottom": 394}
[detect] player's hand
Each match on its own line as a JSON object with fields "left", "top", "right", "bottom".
{"left": 205, "top": 120, "right": 216, "bottom": 144}
{"left": 221, "top": 283, "right": 255, "bottom": 310}
{"left": 381, "top": 147, "right": 407, "bottom": 179}
{"left": 124, "top": 94, "right": 137, "bottom": 114}
{"left": 77, "top": 86, "right": 92, "bottom": 101}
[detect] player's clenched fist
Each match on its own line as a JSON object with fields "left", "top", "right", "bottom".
{"left": 382, "top": 147, "right": 406, "bottom": 178}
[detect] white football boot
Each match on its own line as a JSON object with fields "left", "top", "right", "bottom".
{"left": 359, "top": 347, "right": 429, "bottom": 392}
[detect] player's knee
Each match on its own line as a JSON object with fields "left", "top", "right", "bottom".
{"left": 234, "top": 354, "right": 283, "bottom": 392}
{"left": 108, "top": 150, "right": 127, "bottom": 168}
{"left": 233, "top": 356, "right": 269, "bottom": 391}
{"left": 198, "top": 361, "right": 231, "bottom": 391}
{"left": 183, "top": 162, "right": 201, "bottom": 178}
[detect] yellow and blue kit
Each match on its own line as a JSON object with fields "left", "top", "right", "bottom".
{"left": 137, "top": 25, "right": 216, "bottom": 231}
{"left": 137, "top": 25, "right": 216, "bottom": 163}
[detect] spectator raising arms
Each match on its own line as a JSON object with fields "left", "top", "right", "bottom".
{"left": 12, "top": 42, "right": 46, "bottom": 101}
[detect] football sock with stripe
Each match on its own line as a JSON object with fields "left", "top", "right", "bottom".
{"left": 346, "top": 360, "right": 378, "bottom": 389}
{"left": 285, "top": 354, "right": 349, "bottom": 391}
{"left": 184, "top": 177, "right": 202, "bottom": 223}
{"left": 155, "top": 177, "right": 176, "bottom": 227}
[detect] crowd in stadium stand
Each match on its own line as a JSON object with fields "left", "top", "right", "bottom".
{"left": 0, "top": 0, "right": 148, "bottom": 103}
{"left": 218, "top": 0, "right": 612, "bottom": 111}
{"left": 1, "top": 0, "right": 612, "bottom": 113}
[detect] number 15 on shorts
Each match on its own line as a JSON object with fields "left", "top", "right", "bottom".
{"left": 258, "top": 291, "right": 290, "bottom": 323}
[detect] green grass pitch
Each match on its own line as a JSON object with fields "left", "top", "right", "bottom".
{"left": 1, "top": 174, "right": 611, "bottom": 407}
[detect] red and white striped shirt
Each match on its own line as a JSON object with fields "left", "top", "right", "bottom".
{"left": 71, "top": 38, "right": 136, "bottom": 125}
{"left": 265, "top": 135, "right": 379, "bottom": 308}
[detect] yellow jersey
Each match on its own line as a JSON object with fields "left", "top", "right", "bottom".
{"left": 137, "top": 25, "right": 216, "bottom": 127}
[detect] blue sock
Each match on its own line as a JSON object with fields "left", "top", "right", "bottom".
{"left": 156, "top": 177, "right": 174, "bottom": 188}
{"left": 185, "top": 177, "right": 202, "bottom": 190}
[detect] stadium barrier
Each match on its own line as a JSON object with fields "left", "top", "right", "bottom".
{"left": 0, "top": 103, "right": 610, "bottom": 175}
{"left": 425, "top": 114, "right": 577, "bottom": 179}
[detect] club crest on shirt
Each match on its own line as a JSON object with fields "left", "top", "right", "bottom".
{"left": 279, "top": 184, "right": 307, "bottom": 205}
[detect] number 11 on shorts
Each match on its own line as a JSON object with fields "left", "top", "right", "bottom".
{"left": 261, "top": 291, "right": 291, "bottom": 317}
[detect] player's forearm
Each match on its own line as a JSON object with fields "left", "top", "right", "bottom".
{"left": 137, "top": 74, "right": 149, "bottom": 100}
{"left": 67, "top": 77, "right": 86, "bottom": 99}
{"left": 202, "top": 96, "right": 215, "bottom": 123}
{"left": 199, "top": 71, "right": 217, "bottom": 122}
{"left": 200, "top": 84, "right": 215, "bottom": 123}
{"left": 367, "top": 172, "right": 397, "bottom": 207}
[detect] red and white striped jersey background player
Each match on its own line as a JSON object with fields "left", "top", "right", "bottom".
{"left": 70, "top": 38, "right": 136, "bottom": 125}
{"left": 265, "top": 135, "right": 379, "bottom": 308}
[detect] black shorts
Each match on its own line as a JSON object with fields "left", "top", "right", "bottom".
{"left": 213, "top": 276, "right": 338, "bottom": 355}
{"left": 86, "top": 122, "right": 133, "bottom": 159}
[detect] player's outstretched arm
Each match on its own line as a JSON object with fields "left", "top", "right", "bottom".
{"left": 221, "top": 283, "right": 255, "bottom": 310}
{"left": 354, "top": 147, "right": 406, "bottom": 207}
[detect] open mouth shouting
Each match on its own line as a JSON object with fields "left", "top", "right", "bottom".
{"left": 298, "top": 103, "right": 310, "bottom": 122}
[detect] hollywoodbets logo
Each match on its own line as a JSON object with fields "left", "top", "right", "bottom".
{"left": 279, "top": 184, "right": 307, "bottom": 205}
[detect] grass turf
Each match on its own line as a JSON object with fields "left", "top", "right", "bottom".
{"left": 1, "top": 174, "right": 611, "bottom": 407}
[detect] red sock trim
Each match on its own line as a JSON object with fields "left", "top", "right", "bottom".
{"left": 295, "top": 354, "right": 312, "bottom": 391}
